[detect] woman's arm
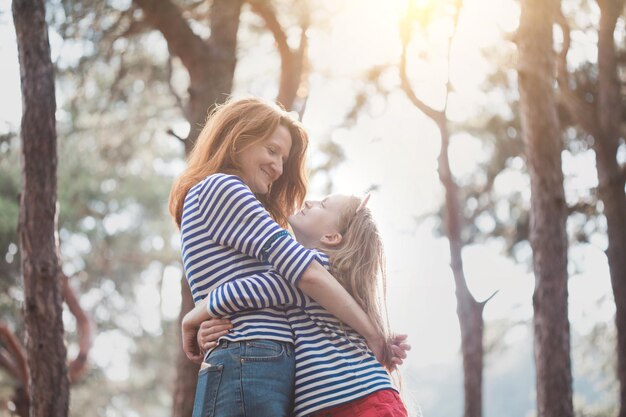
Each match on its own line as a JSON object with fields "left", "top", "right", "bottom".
{"left": 181, "top": 299, "right": 214, "bottom": 363}
{"left": 206, "top": 271, "right": 305, "bottom": 317}
{"left": 185, "top": 270, "right": 303, "bottom": 357}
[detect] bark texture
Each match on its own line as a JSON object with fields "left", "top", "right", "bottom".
{"left": 517, "top": 1, "right": 573, "bottom": 416}
{"left": 12, "top": 0, "right": 69, "bottom": 416}
{"left": 594, "top": 4, "right": 626, "bottom": 416}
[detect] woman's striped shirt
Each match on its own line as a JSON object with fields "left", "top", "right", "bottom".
{"left": 206, "top": 251, "right": 397, "bottom": 417}
{"left": 180, "top": 173, "right": 316, "bottom": 344}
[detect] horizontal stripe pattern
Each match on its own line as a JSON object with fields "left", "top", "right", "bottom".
{"left": 180, "top": 173, "right": 315, "bottom": 345}
{"left": 206, "top": 250, "right": 396, "bottom": 416}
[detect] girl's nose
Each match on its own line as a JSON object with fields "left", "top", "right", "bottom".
{"left": 304, "top": 201, "right": 312, "bottom": 208}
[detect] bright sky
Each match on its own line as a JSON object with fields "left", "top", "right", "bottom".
{"left": 0, "top": 0, "right": 617, "bottom": 415}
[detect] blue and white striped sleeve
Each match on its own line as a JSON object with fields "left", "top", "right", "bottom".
{"left": 197, "top": 174, "right": 316, "bottom": 284}
{"left": 206, "top": 251, "right": 330, "bottom": 316}
{"left": 206, "top": 271, "right": 307, "bottom": 316}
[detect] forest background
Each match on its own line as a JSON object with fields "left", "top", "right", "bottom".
{"left": 1, "top": 0, "right": 624, "bottom": 416}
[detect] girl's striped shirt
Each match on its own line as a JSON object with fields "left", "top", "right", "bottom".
{"left": 206, "top": 251, "right": 397, "bottom": 417}
{"left": 180, "top": 173, "right": 316, "bottom": 345}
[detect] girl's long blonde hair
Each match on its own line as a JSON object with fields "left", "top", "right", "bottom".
{"left": 323, "top": 197, "right": 391, "bottom": 365}
{"left": 169, "top": 97, "right": 309, "bottom": 229}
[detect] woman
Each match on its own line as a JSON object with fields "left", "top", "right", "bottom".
{"left": 169, "top": 97, "right": 386, "bottom": 417}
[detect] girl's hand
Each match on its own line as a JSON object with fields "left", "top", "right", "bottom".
{"left": 387, "top": 333, "right": 411, "bottom": 370}
{"left": 197, "top": 318, "right": 233, "bottom": 353}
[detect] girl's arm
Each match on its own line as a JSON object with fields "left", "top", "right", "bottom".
{"left": 297, "top": 261, "right": 384, "bottom": 360}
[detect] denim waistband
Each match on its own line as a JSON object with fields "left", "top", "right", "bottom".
{"left": 204, "top": 339, "right": 295, "bottom": 363}
{"left": 217, "top": 339, "right": 293, "bottom": 349}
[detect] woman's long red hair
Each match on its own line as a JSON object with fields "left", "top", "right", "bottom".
{"left": 169, "top": 97, "right": 309, "bottom": 229}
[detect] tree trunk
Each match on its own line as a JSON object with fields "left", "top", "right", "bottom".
{"left": 12, "top": 1, "right": 69, "bottom": 416}
{"left": 517, "top": 1, "right": 573, "bottom": 417}
{"left": 595, "top": 2, "right": 626, "bottom": 415}
{"left": 184, "top": 0, "right": 243, "bottom": 153}
{"left": 438, "top": 120, "right": 485, "bottom": 417}
{"left": 172, "top": 281, "right": 200, "bottom": 417}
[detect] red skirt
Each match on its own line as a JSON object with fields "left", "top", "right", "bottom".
{"left": 311, "top": 389, "right": 408, "bottom": 417}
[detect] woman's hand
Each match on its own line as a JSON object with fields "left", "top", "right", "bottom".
{"left": 197, "top": 318, "right": 233, "bottom": 353}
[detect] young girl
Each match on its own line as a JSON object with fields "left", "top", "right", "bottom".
{"left": 184, "top": 194, "right": 408, "bottom": 417}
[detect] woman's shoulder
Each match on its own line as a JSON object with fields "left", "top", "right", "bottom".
{"left": 193, "top": 173, "right": 248, "bottom": 195}
{"left": 311, "top": 250, "right": 331, "bottom": 269}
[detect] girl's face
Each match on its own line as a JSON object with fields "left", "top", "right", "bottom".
{"left": 236, "top": 124, "right": 292, "bottom": 195}
{"left": 288, "top": 194, "right": 352, "bottom": 248}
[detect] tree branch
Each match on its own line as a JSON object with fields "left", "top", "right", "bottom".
{"left": 289, "top": 20, "right": 310, "bottom": 114}
{"left": 0, "top": 324, "right": 29, "bottom": 389}
{"left": 555, "top": 7, "right": 602, "bottom": 137}
{"left": 60, "top": 273, "right": 93, "bottom": 384}
{"left": 249, "top": 0, "right": 291, "bottom": 61}
{"left": 133, "top": 0, "right": 210, "bottom": 73}
{"left": 104, "top": 5, "right": 150, "bottom": 40}
{"left": 166, "top": 56, "right": 185, "bottom": 113}
{"left": 567, "top": 200, "right": 599, "bottom": 216}
{"left": 479, "top": 289, "right": 499, "bottom": 307}
{"left": 119, "top": 17, "right": 152, "bottom": 38}
{"left": 399, "top": 17, "right": 443, "bottom": 123}
{"left": 0, "top": 347, "right": 21, "bottom": 382}
{"left": 443, "top": 0, "right": 463, "bottom": 113}
{"left": 249, "top": 0, "right": 310, "bottom": 111}
{"left": 167, "top": 128, "right": 186, "bottom": 143}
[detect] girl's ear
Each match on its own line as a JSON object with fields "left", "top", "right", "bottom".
{"left": 320, "top": 232, "right": 342, "bottom": 247}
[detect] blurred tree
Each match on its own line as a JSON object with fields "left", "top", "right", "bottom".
{"left": 398, "top": 1, "right": 496, "bottom": 416}
{"left": 555, "top": 2, "right": 626, "bottom": 415}
{"left": 12, "top": 0, "right": 69, "bottom": 415}
{"left": 517, "top": 1, "right": 574, "bottom": 417}
{"left": 451, "top": 3, "right": 622, "bottom": 413}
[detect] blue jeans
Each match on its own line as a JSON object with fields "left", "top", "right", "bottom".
{"left": 192, "top": 340, "right": 295, "bottom": 417}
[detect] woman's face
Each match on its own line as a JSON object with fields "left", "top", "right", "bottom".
{"left": 236, "top": 124, "right": 292, "bottom": 195}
